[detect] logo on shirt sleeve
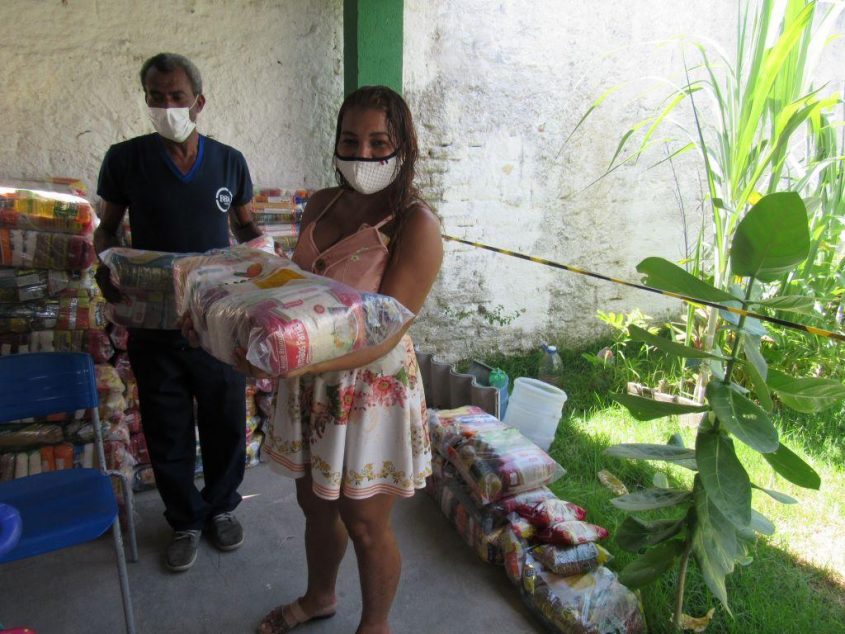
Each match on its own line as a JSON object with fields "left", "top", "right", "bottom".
{"left": 215, "top": 187, "right": 234, "bottom": 212}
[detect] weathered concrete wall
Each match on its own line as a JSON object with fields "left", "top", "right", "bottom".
{"left": 404, "top": 0, "right": 845, "bottom": 360}
{"left": 1, "top": 1, "right": 841, "bottom": 360}
{"left": 0, "top": 0, "right": 343, "bottom": 193}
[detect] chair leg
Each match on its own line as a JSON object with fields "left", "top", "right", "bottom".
{"left": 111, "top": 519, "right": 137, "bottom": 634}
{"left": 109, "top": 470, "right": 138, "bottom": 563}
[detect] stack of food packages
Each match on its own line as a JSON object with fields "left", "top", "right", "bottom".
{"left": 99, "top": 236, "right": 279, "bottom": 478}
{"left": 251, "top": 187, "right": 311, "bottom": 257}
{"left": 0, "top": 179, "right": 142, "bottom": 511}
{"left": 427, "top": 406, "right": 646, "bottom": 633}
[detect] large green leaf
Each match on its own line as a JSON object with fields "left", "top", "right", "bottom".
{"left": 706, "top": 381, "right": 779, "bottom": 453}
{"left": 637, "top": 257, "right": 738, "bottom": 303}
{"left": 749, "top": 509, "right": 775, "bottom": 536}
{"left": 751, "top": 483, "right": 797, "bottom": 505}
{"left": 618, "top": 540, "right": 685, "bottom": 588}
{"left": 610, "top": 488, "right": 693, "bottom": 512}
{"left": 742, "top": 334, "right": 773, "bottom": 412}
{"left": 605, "top": 443, "right": 698, "bottom": 470}
{"left": 616, "top": 516, "right": 685, "bottom": 552}
{"left": 627, "top": 324, "right": 728, "bottom": 360}
{"left": 762, "top": 442, "right": 821, "bottom": 490}
{"left": 750, "top": 295, "right": 818, "bottom": 315}
{"left": 730, "top": 192, "right": 810, "bottom": 282}
{"left": 767, "top": 368, "right": 845, "bottom": 413}
{"left": 611, "top": 393, "right": 710, "bottom": 421}
{"left": 696, "top": 430, "right": 752, "bottom": 528}
{"left": 692, "top": 482, "right": 737, "bottom": 611}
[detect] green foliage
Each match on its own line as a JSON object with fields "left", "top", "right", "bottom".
{"left": 604, "top": 192, "right": 842, "bottom": 630}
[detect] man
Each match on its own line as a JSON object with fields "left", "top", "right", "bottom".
{"left": 94, "top": 52, "right": 262, "bottom": 572}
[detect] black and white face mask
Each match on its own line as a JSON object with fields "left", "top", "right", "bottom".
{"left": 334, "top": 151, "right": 402, "bottom": 195}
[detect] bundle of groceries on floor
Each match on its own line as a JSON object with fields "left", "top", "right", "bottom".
{"left": 427, "top": 406, "right": 646, "bottom": 633}
{"left": 100, "top": 239, "right": 414, "bottom": 375}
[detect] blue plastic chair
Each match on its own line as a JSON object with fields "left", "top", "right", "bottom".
{"left": 0, "top": 353, "right": 137, "bottom": 634}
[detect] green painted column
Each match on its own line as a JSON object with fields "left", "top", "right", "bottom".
{"left": 344, "top": 0, "right": 404, "bottom": 96}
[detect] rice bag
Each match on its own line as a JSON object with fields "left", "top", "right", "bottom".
{"left": 516, "top": 498, "right": 587, "bottom": 528}
{"left": 536, "top": 520, "right": 609, "bottom": 546}
{"left": 447, "top": 426, "right": 565, "bottom": 504}
{"left": 175, "top": 247, "right": 414, "bottom": 375}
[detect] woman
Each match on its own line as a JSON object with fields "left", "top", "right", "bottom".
{"left": 256, "top": 86, "right": 443, "bottom": 633}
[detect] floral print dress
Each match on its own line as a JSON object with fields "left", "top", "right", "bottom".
{"left": 262, "top": 190, "right": 432, "bottom": 499}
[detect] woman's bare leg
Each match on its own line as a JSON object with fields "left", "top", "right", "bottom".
{"left": 339, "top": 494, "right": 399, "bottom": 634}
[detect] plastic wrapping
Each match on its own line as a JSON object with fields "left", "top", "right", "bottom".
{"left": 0, "top": 423, "right": 64, "bottom": 450}
{"left": 524, "top": 564, "right": 646, "bottom": 634}
{"left": 427, "top": 454, "right": 506, "bottom": 564}
{"left": 0, "top": 267, "right": 96, "bottom": 302}
{"left": 0, "top": 229, "right": 95, "bottom": 270}
{"left": 174, "top": 247, "right": 415, "bottom": 375}
{"left": 0, "top": 293, "right": 106, "bottom": 333}
{"left": 446, "top": 426, "right": 566, "bottom": 505}
{"left": 536, "top": 521, "right": 609, "bottom": 547}
{"left": 531, "top": 543, "right": 606, "bottom": 577}
{"left": 493, "top": 487, "right": 559, "bottom": 515}
{"left": 0, "top": 180, "right": 94, "bottom": 235}
{"left": 95, "top": 363, "right": 124, "bottom": 394}
{"left": 428, "top": 405, "right": 509, "bottom": 457}
{"left": 100, "top": 236, "right": 275, "bottom": 330}
{"left": 0, "top": 329, "right": 114, "bottom": 362}
{"left": 516, "top": 498, "right": 588, "bottom": 528}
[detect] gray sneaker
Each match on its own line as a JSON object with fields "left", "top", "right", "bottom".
{"left": 208, "top": 512, "right": 244, "bottom": 551}
{"left": 166, "top": 529, "right": 201, "bottom": 572}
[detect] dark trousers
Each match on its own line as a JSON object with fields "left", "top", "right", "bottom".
{"left": 128, "top": 332, "right": 246, "bottom": 531}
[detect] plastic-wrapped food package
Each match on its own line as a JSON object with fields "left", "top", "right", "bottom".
{"left": 428, "top": 405, "right": 509, "bottom": 457}
{"left": 112, "top": 352, "right": 133, "bottom": 382}
{"left": 124, "top": 409, "right": 142, "bottom": 435}
{"left": 0, "top": 423, "right": 64, "bottom": 450}
{"left": 0, "top": 329, "right": 112, "bottom": 361}
{"left": 531, "top": 543, "right": 608, "bottom": 577}
{"left": 130, "top": 432, "right": 149, "bottom": 464}
{"left": 133, "top": 463, "right": 156, "bottom": 492}
{"left": 254, "top": 377, "right": 275, "bottom": 393}
{"left": 0, "top": 180, "right": 95, "bottom": 235}
{"left": 516, "top": 498, "right": 587, "bottom": 528}
{"left": 0, "top": 293, "right": 106, "bottom": 333}
{"left": 0, "top": 452, "right": 15, "bottom": 480}
{"left": 246, "top": 430, "right": 264, "bottom": 468}
{"left": 492, "top": 487, "right": 559, "bottom": 515}
{"left": 0, "top": 229, "right": 96, "bottom": 270}
{"left": 523, "top": 564, "right": 646, "bottom": 634}
{"left": 536, "top": 521, "right": 609, "bottom": 547}
{"left": 0, "top": 267, "right": 96, "bottom": 302}
{"left": 446, "top": 426, "right": 566, "bottom": 505}
{"left": 255, "top": 392, "right": 274, "bottom": 417}
{"left": 175, "top": 248, "right": 414, "bottom": 375}
{"left": 427, "top": 455, "right": 506, "bottom": 565}
{"left": 104, "top": 289, "right": 179, "bottom": 329}
{"left": 95, "top": 363, "right": 124, "bottom": 394}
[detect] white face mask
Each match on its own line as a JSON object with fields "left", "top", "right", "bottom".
{"left": 334, "top": 151, "right": 402, "bottom": 195}
{"left": 147, "top": 96, "right": 198, "bottom": 143}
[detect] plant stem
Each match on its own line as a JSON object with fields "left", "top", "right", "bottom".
{"left": 723, "top": 278, "right": 755, "bottom": 385}
{"left": 673, "top": 537, "right": 695, "bottom": 631}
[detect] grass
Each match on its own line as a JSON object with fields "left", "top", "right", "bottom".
{"left": 473, "top": 343, "right": 845, "bottom": 634}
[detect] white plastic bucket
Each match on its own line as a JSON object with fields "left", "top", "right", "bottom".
{"left": 502, "top": 377, "right": 568, "bottom": 451}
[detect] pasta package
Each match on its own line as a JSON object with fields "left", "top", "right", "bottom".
{"left": 174, "top": 248, "right": 414, "bottom": 375}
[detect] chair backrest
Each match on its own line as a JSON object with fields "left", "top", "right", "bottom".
{"left": 0, "top": 352, "right": 99, "bottom": 423}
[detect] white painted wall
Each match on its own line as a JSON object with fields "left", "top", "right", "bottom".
{"left": 0, "top": 0, "right": 343, "bottom": 193}
{"left": 1, "top": 0, "right": 841, "bottom": 360}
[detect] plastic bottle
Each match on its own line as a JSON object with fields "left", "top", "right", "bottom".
{"left": 488, "top": 367, "right": 510, "bottom": 419}
{"left": 538, "top": 344, "right": 563, "bottom": 387}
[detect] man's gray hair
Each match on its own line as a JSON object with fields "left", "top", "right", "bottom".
{"left": 139, "top": 53, "right": 203, "bottom": 95}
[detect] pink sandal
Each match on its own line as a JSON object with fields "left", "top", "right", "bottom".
{"left": 257, "top": 598, "right": 337, "bottom": 633}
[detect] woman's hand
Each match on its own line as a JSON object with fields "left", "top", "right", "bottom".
{"left": 177, "top": 313, "right": 200, "bottom": 348}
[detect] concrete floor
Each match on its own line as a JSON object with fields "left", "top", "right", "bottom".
{"left": 0, "top": 463, "right": 542, "bottom": 634}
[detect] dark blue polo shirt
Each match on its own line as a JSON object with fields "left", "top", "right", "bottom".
{"left": 97, "top": 133, "right": 252, "bottom": 253}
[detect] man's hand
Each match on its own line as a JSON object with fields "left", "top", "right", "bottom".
{"left": 94, "top": 265, "right": 125, "bottom": 303}
{"left": 177, "top": 313, "right": 201, "bottom": 348}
